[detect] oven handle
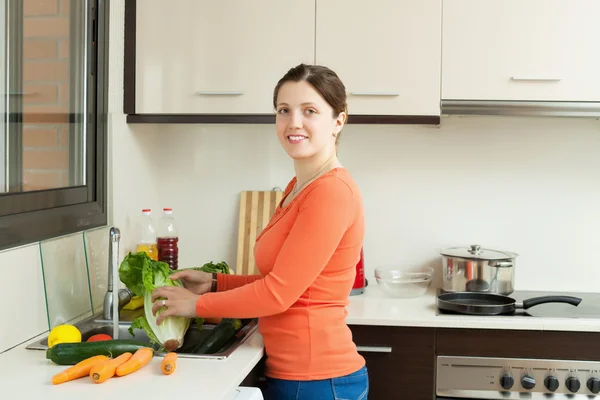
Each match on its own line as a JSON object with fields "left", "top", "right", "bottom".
{"left": 356, "top": 345, "right": 392, "bottom": 353}
{"left": 436, "top": 397, "right": 494, "bottom": 400}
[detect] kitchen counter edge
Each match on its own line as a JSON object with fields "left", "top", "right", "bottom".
{"left": 345, "top": 286, "right": 600, "bottom": 332}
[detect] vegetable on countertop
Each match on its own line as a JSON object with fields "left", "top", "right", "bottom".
{"left": 115, "top": 347, "right": 154, "bottom": 377}
{"left": 90, "top": 352, "right": 132, "bottom": 384}
{"left": 46, "top": 339, "right": 154, "bottom": 366}
{"left": 161, "top": 352, "right": 178, "bottom": 375}
{"left": 86, "top": 334, "right": 112, "bottom": 342}
{"left": 48, "top": 324, "right": 82, "bottom": 348}
{"left": 191, "top": 261, "right": 231, "bottom": 275}
{"left": 193, "top": 318, "right": 242, "bottom": 355}
{"left": 51, "top": 355, "right": 109, "bottom": 385}
{"left": 119, "top": 252, "right": 203, "bottom": 352}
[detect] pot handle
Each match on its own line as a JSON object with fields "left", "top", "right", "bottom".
{"left": 522, "top": 296, "right": 582, "bottom": 309}
{"left": 489, "top": 261, "right": 514, "bottom": 268}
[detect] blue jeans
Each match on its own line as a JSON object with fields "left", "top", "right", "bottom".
{"left": 264, "top": 366, "right": 369, "bottom": 400}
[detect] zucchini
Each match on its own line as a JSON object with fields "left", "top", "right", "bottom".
{"left": 193, "top": 318, "right": 242, "bottom": 354}
{"left": 46, "top": 339, "right": 154, "bottom": 365}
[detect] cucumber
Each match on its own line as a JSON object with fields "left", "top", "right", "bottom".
{"left": 46, "top": 339, "right": 154, "bottom": 365}
{"left": 193, "top": 318, "right": 242, "bottom": 354}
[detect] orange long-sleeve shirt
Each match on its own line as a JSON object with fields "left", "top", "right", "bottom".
{"left": 195, "top": 168, "right": 365, "bottom": 380}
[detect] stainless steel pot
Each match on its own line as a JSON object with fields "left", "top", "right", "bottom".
{"left": 440, "top": 244, "right": 518, "bottom": 295}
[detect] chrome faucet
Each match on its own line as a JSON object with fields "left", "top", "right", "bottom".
{"left": 103, "top": 227, "right": 133, "bottom": 320}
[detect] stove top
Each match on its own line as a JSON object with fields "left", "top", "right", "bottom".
{"left": 436, "top": 290, "right": 600, "bottom": 319}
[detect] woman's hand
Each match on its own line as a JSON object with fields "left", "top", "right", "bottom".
{"left": 168, "top": 269, "right": 213, "bottom": 295}
{"left": 151, "top": 286, "right": 199, "bottom": 325}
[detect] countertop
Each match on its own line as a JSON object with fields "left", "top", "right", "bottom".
{"left": 0, "top": 329, "right": 264, "bottom": 400}
{"left": 346, "top": 285, "right": 600, "bottom": 332}
{"left": 3, "top": 284, "right": 599, "bottom": 398}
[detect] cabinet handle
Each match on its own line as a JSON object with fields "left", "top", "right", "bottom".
{"left": 195, "top": 91, "right": 244, "bottom": 96}
{"left": 356, "top": 345, "right": 393, "bottom": 353}
{"left": 350, "top": 92, "right": 399, "bottom": 97}
{"left": 5, "top": 92, "right": 38, "bottom": 96}
{"left": 511, "top": 77, "right": 562, "bottom": 82}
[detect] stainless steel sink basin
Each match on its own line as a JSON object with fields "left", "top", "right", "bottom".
{"left": 27, "top": 314, "right": 258, "bottom": 360}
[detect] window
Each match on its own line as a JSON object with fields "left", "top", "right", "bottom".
{"left": 0, "top": 0, "right": 108, "bottom": 251}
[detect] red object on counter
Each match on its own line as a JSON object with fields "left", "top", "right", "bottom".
{"left": 87, "top": 334, "right": 112, "bottom": 342}
{"left": 350, "top": 247, "right": 366, "bottom": 296}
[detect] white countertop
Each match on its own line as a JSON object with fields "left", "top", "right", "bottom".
{"left": 3, "top": 285, "right": 599, "bottom": 398}
{"left": 346, "top": 285, "right": 600, "bottom": 332}
{"left": 0, "top": 330, "right": 264, "bottom": 400}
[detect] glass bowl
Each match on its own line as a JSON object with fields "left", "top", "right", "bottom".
{"left": 374, "top": 266, "right": 434, "bottom": 298}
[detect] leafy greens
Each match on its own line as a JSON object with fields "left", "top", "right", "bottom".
{"left": 191, "top": 261, "right": 231, "bottom": 275}
{"left": 119, "top": 252, "right": 232, "bottom": 352}
{"left": 119, "top": 252, "right": 197, "bottom": 351}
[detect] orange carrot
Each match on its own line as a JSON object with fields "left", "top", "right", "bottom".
{"left": 161, "top": 352, "right": 178, "bottom": 375}
{"left": 115, "top": 347, "right": 154, "bottom": 377}
{"left": 51, "top": 355, "right": 109, "bottom": 385}
{"left": 204, "top": 317, "right": 223, "bottom": 325}
{"left": 90, "top": 352, "right": 132, "bottom": 384}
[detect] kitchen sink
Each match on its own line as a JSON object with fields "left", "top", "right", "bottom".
{"left": 27, "top": 314, "right": 259, "bottom": 360}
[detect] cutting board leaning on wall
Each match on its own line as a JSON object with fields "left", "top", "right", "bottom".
{"left": 236, "top": 190, "right": 284, "bottom": 275}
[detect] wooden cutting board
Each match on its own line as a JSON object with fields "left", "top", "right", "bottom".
{"left": 236, "top": 190, "right": 284, "bottom": 275}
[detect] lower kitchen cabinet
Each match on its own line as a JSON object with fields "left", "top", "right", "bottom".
{"left": 349, "top": 325, "right": 436, "bottom": 400}
{"left": 241, "top": 326, "right": 436, "bottom": 399}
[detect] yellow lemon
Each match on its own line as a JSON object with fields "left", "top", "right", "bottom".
{"left": 48, "top": 324, "right": 82, "bottom": 348}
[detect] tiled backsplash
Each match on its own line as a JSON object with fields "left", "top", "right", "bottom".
{"left": 0, "top": 225, "right": 112, "bottom": 353}
{"left": 0, "top": 244, "right": 47, "bottom": 354}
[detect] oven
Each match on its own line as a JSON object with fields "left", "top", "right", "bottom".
{"left": 434, "top": 290, "right": 600, "bottom": 400}
{"left": 436, "top": 355, "right": 600, "bottom": 399}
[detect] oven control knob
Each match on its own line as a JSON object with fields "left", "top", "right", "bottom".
{"left": 566, "top": 377, "right": 581, "bottom": 393}
{"left": 587, "top": 377, "right": 600, "bottom": 394}
{"left": 521, "top": 375, "right": 536, "bottom": 390}
{"left": 499, "top": 374, "right": 514, "bottom": 390}
{"left": 544, "top": 376, "right": 559, "bottom": 392}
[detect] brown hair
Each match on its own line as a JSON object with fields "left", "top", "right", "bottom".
{"left": 273, "top": 64, "right": 348, "bottom": 144}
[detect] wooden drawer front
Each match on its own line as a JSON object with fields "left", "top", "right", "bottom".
{"left": 350, "top": 325, "right": 435, "bottom": 400}
{"left": 436, "top": 328, "right": 600, "bottom": 361}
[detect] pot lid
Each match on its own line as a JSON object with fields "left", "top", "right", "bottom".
{"left": 440, "top": 244, "right": 518, "bottom": 260}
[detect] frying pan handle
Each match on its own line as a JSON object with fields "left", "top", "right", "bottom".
{"left": 522, "top": 296, "right": 582, "bottom": 309}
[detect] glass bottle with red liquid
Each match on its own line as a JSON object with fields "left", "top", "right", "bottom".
{"left": 157, "top": 208, "right": 179, "bottom": 270}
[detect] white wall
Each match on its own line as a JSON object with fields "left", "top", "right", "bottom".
{"left": 107, "top": 1, "right": 600, "bottom": 293}
{"left": 109, "top": 119, "right": 600, "bottom": 293}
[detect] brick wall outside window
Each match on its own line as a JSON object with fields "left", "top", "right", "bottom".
{"left": 22, "top": 0, "right": 73, "bottom": 191}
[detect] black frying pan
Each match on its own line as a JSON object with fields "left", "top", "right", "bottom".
{"left": 437, "top": 292, "right": 582, "bottom": 316}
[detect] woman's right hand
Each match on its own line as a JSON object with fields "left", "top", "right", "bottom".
{"left": 169, "top": 270, "right": 213, "bottom": 295}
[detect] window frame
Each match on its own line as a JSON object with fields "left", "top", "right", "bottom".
{"left": 0, "top": 0, "right": 109, "bottom": 251}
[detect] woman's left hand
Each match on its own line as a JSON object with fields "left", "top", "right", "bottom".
{"left": 151, "top": 286, "right": 200, "bottom": 325}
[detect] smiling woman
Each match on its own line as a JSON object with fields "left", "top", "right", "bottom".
{"left": 0, "top": 0, "right": 109, "bottom": 251}
{"left": 150, "top": 63, "right": 370, "bottom": 400}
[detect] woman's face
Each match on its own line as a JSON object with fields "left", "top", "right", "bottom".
{"left": 275, "top": 80, "right": 345, "bottom": 161}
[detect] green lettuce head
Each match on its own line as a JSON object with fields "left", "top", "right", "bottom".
{"left": 119, "top": 252, "right": 193, "bottom": 351}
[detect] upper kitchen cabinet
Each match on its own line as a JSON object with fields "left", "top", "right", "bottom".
{"left": 127, "top": 0, "right": 315, "bottom": 121}
{"left": 442, "top": 0, "right": 600, "bottom": 102}
{"left": 315, "top": 0, "right": 442, "bottom": 121}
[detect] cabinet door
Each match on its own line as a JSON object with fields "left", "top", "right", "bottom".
{"left": 315, "top": 0, "right": 442, "bottom": 116}
{"left": 350, "top": 325, "right": 435, "bottom": 400}
{"left": 442, "top": 0, "right": 600, "bottom": 101}
{"left": 135, "top": 0, "right": 315, "bottom": 114}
